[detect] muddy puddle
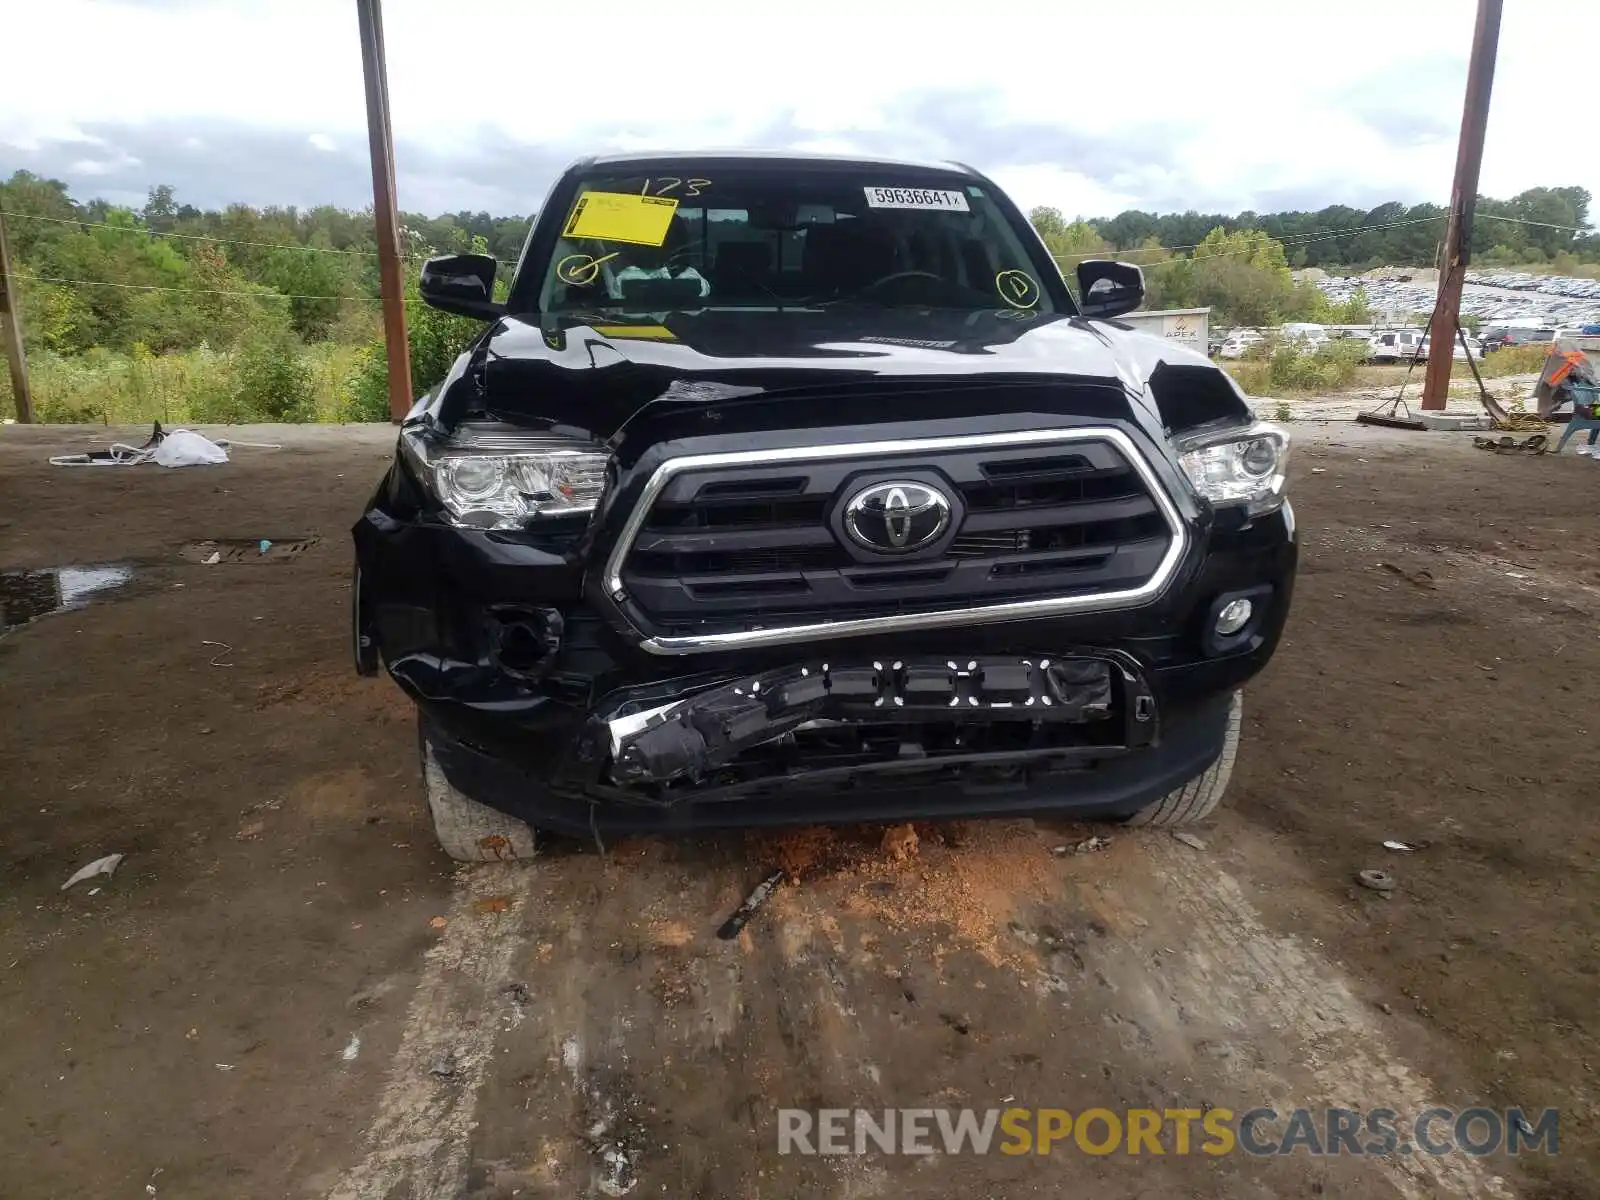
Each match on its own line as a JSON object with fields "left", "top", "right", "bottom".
{"left": 0, "top": 564, "right": 133, "bottom": 635}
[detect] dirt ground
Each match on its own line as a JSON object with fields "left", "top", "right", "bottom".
{"left": 1, "top": 419, "right": 1596, "bottom": 1200}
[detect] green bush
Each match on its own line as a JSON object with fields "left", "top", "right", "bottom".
{"left": 1232, "top": 338, "right": 1368, "bottom": 395}
{"left": 343, "top": 342, "right": 392, "bottom": 422}
{"left": 235, "top": 332, "right": 316, "bottom": 421}
{"left": 344, "top": 285, "right": 482, "bottom": 422}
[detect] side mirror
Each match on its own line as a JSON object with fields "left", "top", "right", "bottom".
{"left": 419, "top": 253, "right": 506, "bottom": 320}
{"left": 1075, "top": 259, "right": 1145, "bottom": 320}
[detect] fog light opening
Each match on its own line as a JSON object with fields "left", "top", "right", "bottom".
{"left": 1215, "top": 597, "right": 1254, "bottom": 637}
{"left": 491, "top": 606, "right": 564, "bottom": 677}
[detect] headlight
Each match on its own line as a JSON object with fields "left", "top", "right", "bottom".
{"left": 1177, "top": 422, "right": 1290, "bottom": 515}
{"left": 402, "top": 425, "right": 610, "bottom": 529}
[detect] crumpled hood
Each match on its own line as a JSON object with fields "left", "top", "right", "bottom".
{"left": 438, "top": 307, "right": 1220, "bottom": 440}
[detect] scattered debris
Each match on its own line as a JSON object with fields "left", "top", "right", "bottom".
{"left": 428, "top": 916, "right": 448, "bottom": 930}
{"left": 716, "top": 869, "right": 786, "bottom": 940}
{"left": 1357, "top": 869, "right": 1398, "bottom": 893}
{"left": 1171, "top": 831, "right": 1208, "bottom": 851}
{"left": 429, "top": 1049, "right": 457, "bottom": 1079}
{"left": 340, "top": 1034, "right": 361, "bottom": 1062}
{"left": 182, "top": 537, "right": 319, "bottom": 565}
{"left": 1071, "top": 835, "right": 1112, "bottom": 855}
{"left": 596, "top": 1144, "right": 637, "bottom": 1197}
{"left": 880, "top": 823, "right": 919, "bottom": 862}
{"left": 501, "top": 982, "right": 530, "bottom": 1007}
{"left": 235, "top": 821, "right": 265, "bottom": 841}
{"left": 473, "top": 895, "right": 512, "bottom": 915}
{"left": 61, "top": 853, "right": 124, "bottom": 892}
{"left": 1378, "top": 562, "right": 1436, "bottom": 590}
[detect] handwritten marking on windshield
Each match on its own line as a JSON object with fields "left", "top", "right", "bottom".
{"left": 638, "top": 177, "right": 711, "bottom": 197}
{"left": 556, "top": 252, "right": 620, "bottom": 286}
{"left": 995, "top": 269, "right": 1042, "bottom": 309}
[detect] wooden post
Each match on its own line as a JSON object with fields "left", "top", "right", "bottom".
{"left": 356, "top": 0, "right": 413, "bottom": 423}
{"left": 1422, "top": 0, "right": 1502, "bottom": 410}
{"left": 0, "top": 209, "right": 35, "bottom": 424}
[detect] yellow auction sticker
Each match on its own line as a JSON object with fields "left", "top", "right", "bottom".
{"left": 563, "top": 191, "right": 679, "bottom": 247}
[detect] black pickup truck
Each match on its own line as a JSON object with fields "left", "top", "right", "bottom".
{"left": 351, "top": 151, "right": 1296, "bottom": 860}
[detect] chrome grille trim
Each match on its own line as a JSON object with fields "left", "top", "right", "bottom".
{"left": 603, "top": 427, "right": 1188, "bottom": 656}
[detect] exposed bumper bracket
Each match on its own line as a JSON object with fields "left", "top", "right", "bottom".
{"left": 603, "top": 654, "right": 1150, "bottom": 786}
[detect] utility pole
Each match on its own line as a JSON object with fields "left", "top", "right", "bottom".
{"left": 356, "top": 0, "right": 413, "bottom": 423}
{"left": 0, "top": 209, "right": 35, "bottom": 424}
{"left": 1422, "top": 0, "right": 1502, "bottom": 410}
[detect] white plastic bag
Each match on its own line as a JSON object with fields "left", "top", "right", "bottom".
{"left": 152, "top": 429, "right": 229, "bottom": 468}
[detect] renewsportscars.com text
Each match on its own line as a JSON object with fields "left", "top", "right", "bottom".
{"left": 777, "top": 1106, "right": 1558, "bottom": 1157}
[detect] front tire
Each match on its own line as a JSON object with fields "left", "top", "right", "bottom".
{"left": 1125, "top": 692, "right": 1242, "bottom": 827}
{"left": 420, "top": 721, "right": 538, "bottom": 861}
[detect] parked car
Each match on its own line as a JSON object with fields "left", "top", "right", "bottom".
{"left": 1480, "top": 326, "right": 1555, "bottom": 354}
{"left": 352, "top": 150, "right": 1297, "bottom": 858}
{"left": 1367, "top": 329, "right": 1423, "bottom": 363}
{"left": 1217, "top": 330, "right": 1266, "bottom": 359}
{"left": 1279, "top": 322, "right": 1330, "bottom": 351}
{"left": 1417, "top": 334, "right": 1474, "bottom": 362}
{"left": 1478, "top": 326, "right": 1555, "bottom": 355}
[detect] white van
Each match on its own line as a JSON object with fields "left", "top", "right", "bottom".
{"left": 1367, "top": 329, "right": 1423, "bottom": 363}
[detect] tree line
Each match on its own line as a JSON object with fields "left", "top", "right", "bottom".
{"left": 1029, "top": 185, "right": 1595, "bottom": 327}
{"left": 1038, "top": 185, "right": 1594, "bottom": 271}
{"left": 0, "top": 170, "right": 1594, "bottom": 421}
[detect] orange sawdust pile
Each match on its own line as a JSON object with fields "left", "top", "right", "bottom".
{"left": 750, "top": 822, "right": 1064, "bottom": 968}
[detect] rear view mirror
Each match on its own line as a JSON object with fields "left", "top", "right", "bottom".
{"left": 419, "top": 253, "right": 506, "bottom": 320}
{"left": 1076, "top": 259, "right": 1145, "bottom": 320}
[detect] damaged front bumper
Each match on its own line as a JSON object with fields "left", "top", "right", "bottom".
{"left": 352, "top": 415, "right": 1296, "bottom": 837}
{"left": 601, "top": 654, "right": 1139, "bottom": 787}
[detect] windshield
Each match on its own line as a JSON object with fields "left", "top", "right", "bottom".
{"left": 534, "top": 168, "right": 1059, "bottom": 315}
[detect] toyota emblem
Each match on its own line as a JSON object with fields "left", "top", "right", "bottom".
{"left": 842, "top": 480, "right": 952, "bottom": 554}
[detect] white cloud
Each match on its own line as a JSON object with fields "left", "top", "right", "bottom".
{"left": 3, "top": 0, "right": 1597, "bottom": 221}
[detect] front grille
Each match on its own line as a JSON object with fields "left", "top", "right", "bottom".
{"left": 610, "top": 429, "right": 1181, "bottom": 647}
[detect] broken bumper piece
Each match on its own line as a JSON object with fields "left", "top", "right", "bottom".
{"left": 603, "top": 654, "right": 1154, "bottom": 786}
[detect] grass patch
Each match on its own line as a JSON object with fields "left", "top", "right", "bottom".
{"left": 1457, "top": 342, "right": 1550, "bottom": 378}
{"left": 6, "top": 343, "right": 367, "bottom": 425}
{"left": 1225, "top": 340, "right": 1377, "bottom": 396}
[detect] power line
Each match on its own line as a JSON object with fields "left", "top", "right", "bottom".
{"left": 1047, "top": 214, "right": 1448, "bottom": 264}
{"left": 1185, "top": 217, "right": 1446, "bottom": 263}
{"left": 1476, "top": 211, "right": 1596, "bottom": 234}
{"left": 27, "top": 273, "right": 389, "bottom": 302}
{"left": 0, "top": 209, "right": 382, "bottom": 256}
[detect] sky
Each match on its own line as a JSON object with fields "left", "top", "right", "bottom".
{"left": 2, "top": 0, "right": 1596, "bottom": 224}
